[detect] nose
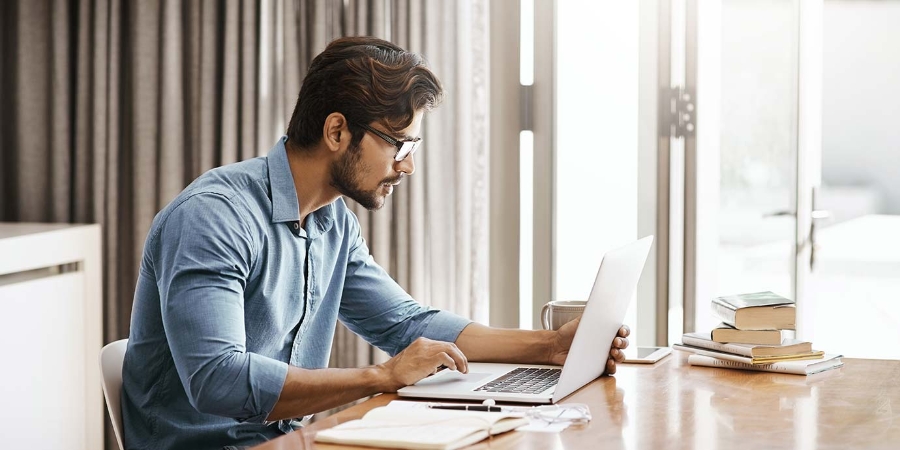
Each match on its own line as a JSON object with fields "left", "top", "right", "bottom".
{"left": 395, "top": 153, "right": 416, "bottom": 176}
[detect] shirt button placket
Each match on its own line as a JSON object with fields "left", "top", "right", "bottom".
{"left": 289, "top": 238, "right": 310, "bottom": 367}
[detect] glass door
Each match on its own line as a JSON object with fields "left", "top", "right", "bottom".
{"left": 697, "top": 0, "right": 804, "bottom": 333}
{"left": 674, "top": 0, "right": 815, "bottom": 338}
{"left": 683, "top": 0, "right": 900, "bottom": 359}
{"left": 805, "top": 0, "right": 900, "bottom": 359}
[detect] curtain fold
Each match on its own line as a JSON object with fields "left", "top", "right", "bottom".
{"left": 1, "top": 0, "right": 489, "bottom": 444}
{"left": 326, "top": 0, "right": 490, "bottom": 372}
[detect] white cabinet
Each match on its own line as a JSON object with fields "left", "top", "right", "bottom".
{"left": 0, "top": 223, "right": 103, "bottom": 450}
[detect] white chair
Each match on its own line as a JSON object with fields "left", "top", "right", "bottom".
{"left": 100, "top": 339, "right": 128, "bottom": 450}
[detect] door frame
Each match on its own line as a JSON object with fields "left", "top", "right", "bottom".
{"left": 794, "top": 0, "right": 823, "bottom": 341}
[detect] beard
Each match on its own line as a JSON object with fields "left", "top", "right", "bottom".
{"left": 330, "top": 144, "right": 400, "bottom": 211}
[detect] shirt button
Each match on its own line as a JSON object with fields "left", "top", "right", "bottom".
{"left": 293, "top": 222, "right": 299, "bottom": 230}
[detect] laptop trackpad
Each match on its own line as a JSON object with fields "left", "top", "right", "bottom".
{"left": 414, "top": 371, "right": 493, "bottom": 386}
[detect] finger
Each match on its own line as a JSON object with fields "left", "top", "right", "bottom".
{"left": 606, "top": 357, "right": 617, "bottom": 375}
{"left": 442, "top": 343, "right": 469, "bottom": 374}
{"left": 618, "top": 325, "right": 631, "bottom": 338}
{"left": 614, "top": 337, "right": 629, "bottom": 349}
{"left": 610, "top": 347, "right": 626, "bottom": 363}
{"left": 437, "top": 352, "right": 457, "bottom": 372}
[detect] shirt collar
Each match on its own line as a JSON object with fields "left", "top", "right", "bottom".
{"left": 268, "top": 137, "right": 300, "bottom": 223}
{"left": 267, "top": 136, "right": 335, "bottom": 239}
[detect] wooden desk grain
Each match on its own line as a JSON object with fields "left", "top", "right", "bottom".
{"left": 251, "top": 354, "right": 900, "bottom": 449}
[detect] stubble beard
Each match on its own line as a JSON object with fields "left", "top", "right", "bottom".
{"left": 330, "top": 145, "right": 397, "bottom": 211}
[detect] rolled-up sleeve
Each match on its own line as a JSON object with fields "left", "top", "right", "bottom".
{"left": 152, "top": 193, "right": 288, "bottom": 422}
{"left": 338, "top": 217, "right": 471, "bottom": 356}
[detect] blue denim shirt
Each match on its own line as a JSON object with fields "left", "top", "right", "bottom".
{"left": 121, "top": 137, "right": 471, "bottom": 450}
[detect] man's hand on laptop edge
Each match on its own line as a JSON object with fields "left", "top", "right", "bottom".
{"left": 548, "top": 319, "right": 630, "bottom": 374}
{"left": 605, "top": 326, "right": 630, "bottom": 375}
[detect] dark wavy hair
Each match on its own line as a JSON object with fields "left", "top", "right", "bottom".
{"left": 286, "top": 36, "right": 443, "bottom": 150}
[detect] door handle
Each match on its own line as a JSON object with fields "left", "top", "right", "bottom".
{"left": 809, "top": 187, "right": 830, "bottom": 271}
{"left": 762, "top": 209, "right": 831, "bottom": 220}
{"left": 762, "top": 205, "right": 831, "bottom": 271}
{"left": 763, "top": 210, "right": 794, "bottom": 218}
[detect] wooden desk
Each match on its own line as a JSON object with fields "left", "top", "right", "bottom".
{"left": 251, "top": 353, "right": 900, "bottom": 449}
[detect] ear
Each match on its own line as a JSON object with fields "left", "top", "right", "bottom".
{"left": 322, "top": 112, "right": 349, "bottom": 153}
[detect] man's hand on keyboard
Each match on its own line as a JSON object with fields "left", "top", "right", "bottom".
{"left": 378, "top": 337, "right": 469, "bottom": 391}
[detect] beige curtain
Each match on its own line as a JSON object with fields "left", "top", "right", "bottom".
{"left": 329, "top": 0, "right": 491, "bottom": 369}
{"left": 1, "top": 0, "right": 489, "bottom": 441}
{"left": 0, "top": 0, "right": 292, "bottom": 344}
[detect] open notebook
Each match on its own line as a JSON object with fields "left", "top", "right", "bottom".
{"left": 313, "top": 406, "right": 528, "bottom": 450}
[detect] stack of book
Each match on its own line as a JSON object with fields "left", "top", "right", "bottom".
{"left": 675, "top": 291, "right": 843, "bottom": 375}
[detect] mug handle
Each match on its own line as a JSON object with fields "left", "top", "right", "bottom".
{"left": 541, "top": 303, "right": 551, "bottom": 330}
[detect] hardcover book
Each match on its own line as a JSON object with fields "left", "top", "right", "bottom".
{"left": 674, "top": 343, "right": 824, "bottom": 365}
{"left": 711, "top": 323, "right": 790, "bottom": 345}
{"left": 682, "top": 332, "right": 812, "bottom": 358}
{"left": 711, "top": 291, "right": 795, "bottom": 330}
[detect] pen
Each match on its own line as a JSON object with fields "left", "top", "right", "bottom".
{"left": 427, "top": 404, "right": 503, "bottom": 412}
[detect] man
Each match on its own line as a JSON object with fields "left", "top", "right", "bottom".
{"left": 121, "top": 36, "right": 630, "bottom": 450}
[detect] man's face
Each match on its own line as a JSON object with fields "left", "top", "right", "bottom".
{"left": 330, "top": 111, "right": 422, "bottom": 210}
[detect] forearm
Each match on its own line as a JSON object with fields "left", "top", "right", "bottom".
{"left": 454, "top": 322, "right": 555, "bottom": 364}
{"left": 267, "top": 365, "right": 392, "bottom": 421}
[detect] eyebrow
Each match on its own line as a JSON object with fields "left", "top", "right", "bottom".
{"left": 370, "top": 125, "right": 417, "bottom": 142}
{"left": 368, "top": 123, "right": 418, "bottom": 142}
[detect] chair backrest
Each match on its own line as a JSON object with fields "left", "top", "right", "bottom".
{"left": 100, "top": 339, "right": 128, "bottom": 450}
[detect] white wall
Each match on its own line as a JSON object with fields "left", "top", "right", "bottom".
{"left": 823, "top": 1, "right": 900, "bottom": 214}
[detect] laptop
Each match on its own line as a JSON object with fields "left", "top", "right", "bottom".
{"left": 398, "top": 236, "right": 653, "bottom": 404}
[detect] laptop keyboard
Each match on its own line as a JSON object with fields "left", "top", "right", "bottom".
{"left": 473, "top": 367, "right": 561, "bottom": 394}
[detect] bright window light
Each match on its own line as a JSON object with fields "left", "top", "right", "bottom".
{"left": 519, "top": 130, "right": 534, "bottom": 330}
{"left": 556, "top": 0, "right": 639, "bottom": 335}
{"left": 520, "top": 0, "right": 534, "bottom": 86}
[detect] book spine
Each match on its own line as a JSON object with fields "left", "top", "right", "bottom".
{"left": 710, "top": 300, "right": 737, "bottom": 326}
{"left": 711, "top": 328, "right": 781, "bottom": 345}
{"left": 681, "top": 335, "right": 753, "bottom": 357}
{"left": 687, "top": 355, "right": 806, "bottom": 375}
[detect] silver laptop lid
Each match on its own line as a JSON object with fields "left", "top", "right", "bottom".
{"left": 551, "top": 236, "right": 653, "bottom": 402}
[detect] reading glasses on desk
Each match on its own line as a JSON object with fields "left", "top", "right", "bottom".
{"left": 524, "top": 404, "right": 592, "bottom": 425}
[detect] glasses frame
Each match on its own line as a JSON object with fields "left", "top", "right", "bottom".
{"left": 529, "top": 404, "right": 592, "bottom": 424}
{"left": 356, "top": 123, "right": 422, "bottom": 162}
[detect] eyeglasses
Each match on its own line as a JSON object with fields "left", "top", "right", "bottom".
{"left": 357, "top": 123, "right": 422, "bottom": 162}
{"left": 515, "top": 403, "right": 592, "bottom": 425}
